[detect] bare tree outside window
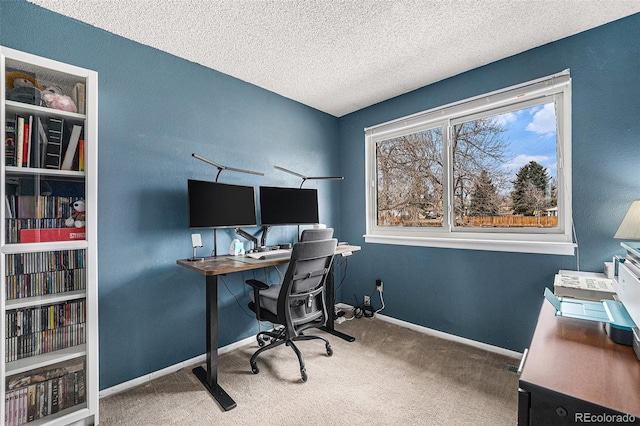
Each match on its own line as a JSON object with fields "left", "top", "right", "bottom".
{"left": 451, "top": 118, "right": 509, "bottom": 226}
{"left": 376, "top": 128, "right": 443, "bottom": 227}
{"left": 374, "top": 103, "right": 559, "bottom": 229}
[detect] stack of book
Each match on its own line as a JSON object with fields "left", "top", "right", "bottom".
{"left": 5, "top": 115, "right": 84, "bottom": 171}
{"left": 4, "top": 195, "right": 85, "bottom": 243}
{"left": 5, "top": 249, "right": 86, "bottom": 300}
{"left": 4, "top": 358, "right": 86, "bottom": 425}
{"left": 5, "top": 299, "right": 86, "bottom": 362}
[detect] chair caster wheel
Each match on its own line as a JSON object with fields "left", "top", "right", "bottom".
{"left": 251, "top": 363, "right": 259, "bottom": 374}
{"left": 300, "top": 368, "right": 308, "bottom": 382}
{"left": 326, "top": 344, "right": 333, "bottom": 356}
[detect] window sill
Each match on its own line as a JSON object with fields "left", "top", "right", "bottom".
{"left": 363, "top": 234, "right": 576, "bottom": 255}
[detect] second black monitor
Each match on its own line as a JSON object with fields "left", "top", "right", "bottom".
{"left": 259, "top": 186, "right": 319, "bottom": 226}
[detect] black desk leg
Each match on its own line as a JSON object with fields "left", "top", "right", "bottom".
{"left": 193, "top": 275, "right": 237, "bottom": 411}
{"left": 321, "top": 258, "right": 355, "bottom": 342}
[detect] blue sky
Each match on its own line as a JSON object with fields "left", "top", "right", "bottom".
{"left": 494, "top": 102, "right": 558, "bottom": 183}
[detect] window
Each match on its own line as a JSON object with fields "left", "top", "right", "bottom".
{"left": 365, "top": 71, "right": 574, "bottom": 255}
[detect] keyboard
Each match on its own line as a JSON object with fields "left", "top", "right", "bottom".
{"left": 246, "top": 249, "right": 292, "bottom": 260}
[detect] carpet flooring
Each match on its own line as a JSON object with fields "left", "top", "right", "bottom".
{"left": 99, "top": 317, "right": 520, "bottom": 425}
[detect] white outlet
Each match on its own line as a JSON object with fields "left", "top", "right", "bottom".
{"left": 364, "top": 295, "right": 371, "bottom": 306}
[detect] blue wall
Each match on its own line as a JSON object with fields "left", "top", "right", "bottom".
{"left": 1, "top": 1, "right": 341, "bottom": 389}
{"left": 338, "top": 13, "right": 640, "bottom": 351}
{"left": 2, "top": 0, "right": 639, "bottom": 390}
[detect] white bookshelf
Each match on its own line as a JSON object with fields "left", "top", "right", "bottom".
{"left": 1, "top": 46, "right": 98, "bottom": 426}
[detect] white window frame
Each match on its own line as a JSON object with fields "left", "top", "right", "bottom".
{"left": 364, "top": 70, "right": 575, "bottom": 255}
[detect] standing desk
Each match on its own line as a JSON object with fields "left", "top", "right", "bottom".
{"left": 176, "top": 244, "right": 360, "bottom": 411}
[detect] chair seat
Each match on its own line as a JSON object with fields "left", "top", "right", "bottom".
{"left": 250, "top": 284, "right": 281, "bottom": 315}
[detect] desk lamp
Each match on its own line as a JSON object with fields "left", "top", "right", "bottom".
{"left": 614, "top": 199, "right": 640, "bottom": 252}
{"left": 274, "top": 165, "right": 344, "bottom": 188}
{"left": 274, "top": 165, "right": 344, "bottom": 240}
{"left": 192, "top": 153, "right": 264, "bottom": 182}
{"left": 192, "top": 153, "right": 264, "bottom": 256}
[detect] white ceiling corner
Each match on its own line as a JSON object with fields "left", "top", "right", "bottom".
{"left": 25, "top": 0, "right": 640, "bottom": 117}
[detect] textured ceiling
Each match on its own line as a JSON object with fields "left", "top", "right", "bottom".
{"left": 27, "top": 0, "right": 640, "bottom": 117}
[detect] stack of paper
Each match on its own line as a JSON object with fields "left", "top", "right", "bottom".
{"left": 553, "top": 270, "right": 616, "bottom": 301}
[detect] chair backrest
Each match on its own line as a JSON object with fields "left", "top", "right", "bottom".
{"left": 277, "top": 237, "right": 337, "bottom": 335}
{"left": 300, "top": 227, "right": 333, "bottom": 242}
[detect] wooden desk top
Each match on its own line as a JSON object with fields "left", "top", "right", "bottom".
{"left": 520, "top": 300, "right": 640, "bottom": 416}
{"left": 177, "top": 244, "right": 361, "bottom": 276}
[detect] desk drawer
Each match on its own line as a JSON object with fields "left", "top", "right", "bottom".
{"left": 518, "top": 381, "right": 640, "bottom": 425}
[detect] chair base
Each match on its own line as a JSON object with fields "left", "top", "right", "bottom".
{"left": 250, "top": 331, "right": 333, "bottom": 382}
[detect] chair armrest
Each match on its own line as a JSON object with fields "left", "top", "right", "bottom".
{"left": 245, "top": 279, "right": 269, "bottom": 291}
{"left": 245, "top": 279, "right": 269, "bottom": 318}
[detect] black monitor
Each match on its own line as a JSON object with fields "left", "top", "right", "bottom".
{"left": 259, "top": 186, "right": 319, "bottom": 226}
{"left": 188, "top": 179, "right": 257, "bottom": 229}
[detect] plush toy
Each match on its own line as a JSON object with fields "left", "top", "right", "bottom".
{"left": 6, "top": 71, "right": 43, "bottom": 105}
{"left": 65, "top": 200, "right": 86, "bottom": 228}
{"left": 42, "top": 85, "right": 77, "bottom": 113}
{"left": 6, "top": 71, "right": 43, "bottom": 90}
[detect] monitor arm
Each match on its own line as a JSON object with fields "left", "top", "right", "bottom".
{"left": 260, "top": 226, "right": 272, "bottom": 249}
{"left": 234, "top": 228, "right": 258, "bottom": 252}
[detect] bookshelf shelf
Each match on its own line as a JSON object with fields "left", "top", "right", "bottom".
{"left": 6, "top": 346, "right": 87, "bottom": 377}
{"left": 6, "top": 290, "right": 86, "bottom": 310}
{"left": 5, "top": 166, "right": 85, "bottom": 179}
{"left": 23, "top": 405, "right": 89, "bottom": 426}
{"left": 2, "top": 46, "right": 98, "bottom": 426}
{"left": 5, "top": 100, "right": 87, "bottom": 121}
{"left": 2, "top": 240, "right": 89, "bottom": 254}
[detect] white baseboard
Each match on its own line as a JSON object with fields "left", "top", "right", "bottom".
{"left": 101, "top": 307, "right": 521, "bottom": 398}
{"left": 98, "top": 334, "right": 256, "bottom": 399}
{"left": 335, "top": 303, "right": 522, "bottom": 359}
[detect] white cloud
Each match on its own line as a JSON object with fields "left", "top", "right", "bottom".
{"left": 526, "top": 103, "right": 556, "bottom": 136}
{"left": 492, "top": 111, "right": 519, "bottom": 127}
{"left": 503, "top": 154, "right": 549, "bottom": 172}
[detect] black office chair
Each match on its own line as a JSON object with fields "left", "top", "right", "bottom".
{"left": 299, "top": 227, "right": 334, "bottom": 242}
{"left": 245, "top": 232, "right": 337, "bottom": 382}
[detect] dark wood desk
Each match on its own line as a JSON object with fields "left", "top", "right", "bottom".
{"left": 518, "top": 300, "right": 640, "bottom": 425}
{"left": 176, "top": 244, "right": 360, "bottom": 411}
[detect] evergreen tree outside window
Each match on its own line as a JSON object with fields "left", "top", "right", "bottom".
{"left": 511, "top": 161, "right": 554, "bottom": 217}
{"left": 469, "top": 170, "right": 500, "bottom": 217}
